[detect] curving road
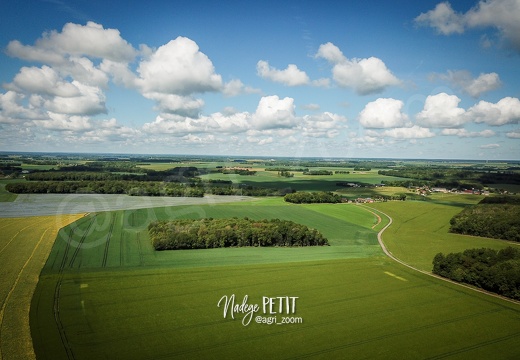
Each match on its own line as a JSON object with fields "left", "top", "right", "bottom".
{"left": 361, "top": 204, "right": 520, "bottom": 306}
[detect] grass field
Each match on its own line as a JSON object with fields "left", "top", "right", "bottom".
{"left": 29, "top": 197, "right": 520, "bottom": 359}
{"left": 0, "top": 214, "right": 82, "bottom": 360}
{"left": 369, "top": 195, "right": 518, "bottom": 272}
{"left": 0, "top": 180, "right": 19, "bottom": 202}
{"left": 200, "top": 169, "right": 409, "bottom": 192}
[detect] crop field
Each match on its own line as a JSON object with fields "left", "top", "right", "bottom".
{"left": 39, "top": 200, "right": 382, "bottom": 272}
{"left": 0, "top": 214, "right": 82, "bottom": 360}
{"left": 29, "top": 198, "right": 520, "bottom": 359}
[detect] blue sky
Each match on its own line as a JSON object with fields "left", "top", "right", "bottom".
{"left": 1, "top": 0, "right": 519, "bottom": 159}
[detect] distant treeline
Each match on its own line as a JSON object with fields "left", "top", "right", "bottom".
{"left": 5, "top": 181, "right": 291, "bottom": 197}
{"left": 217, "top": 168, "right": 256, "bottom": 176}
{"left": 449, "top": 197, "right": 520, "bottom": 242}
{"left": 149, "top": 218, "right": 329, "bottom": 250}
{"left": 379, "top": 168, "right": 520, "bottom": 188}
{"left": 432, "top": 247, "right": 520, "bottom": 300}
{"left": 25, "top": 166, "right": 201, "bottom": 181}
{"left": 284, "top": 191, "right": 342, "bottom": 204}
{"left": 265, "top": 167, "right": 309, "bottom": 172}
{"left": 6, "top": 180, "right": 205, "bottom": 197}
{"left": 303, "top": 170, "right": 333, "bottom": 175}
{"left": 353, "top": 167, "right": 371, "bottom": 171}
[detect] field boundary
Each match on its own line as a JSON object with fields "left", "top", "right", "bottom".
{"left": 361, "top": 205, "right": 520, "bottom": 306}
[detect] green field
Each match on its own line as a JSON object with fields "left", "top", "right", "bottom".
{"left": 134, "top": 161, "right": 411, "bottom": 192}
{"left": 0, "top": 180, "right": 19, "bottom": 202}
{"left": 200, "top": 169, "right": 410, "bottom": 192}
{"left": 29, "top": 197, "right": 520, "bottom": 359}
{"left": 369, "top": 195, "right": 518, "bottom": 271}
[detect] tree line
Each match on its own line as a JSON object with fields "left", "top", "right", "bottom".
{"left": 24, "top": 166, "right": 202, "bottom": 181}
{"left": 379, "top": 167, "right": 520, "bottom": 189}
{"left": 265, "top": 167, "right": 308, "bottom": 172}
{"left": 149, "top": 217, "right": 329, "bottom": 250}
{"left": 284, "top": 191, "right": 343, "bottom": 204}
{"left": 5, "top": 180, "right": 291, "bottom": 197}
{"left": 432, "top": 247, "right": 520, "bottom": 300}
{"left": 303, "top": 170, "right": 333, "bottom": 175}
{"left": 6, "top": 180, "right": 205, "bottom": 197}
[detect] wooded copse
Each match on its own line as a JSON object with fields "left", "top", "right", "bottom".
{"left": 432, "top": 247, "right": 520, "bottom": 300}
{"left": 449, "top": 198, "right": 520, "bottom": 242}
{"left": 284, "top": 191, "right": 343, "bottom": 204}
{"left": 149, "top": 218, "right": 329, "bottom": 250}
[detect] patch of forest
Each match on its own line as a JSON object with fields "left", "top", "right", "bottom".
{"left": 303, "top": 170, "right": 333, "bottom": 175}
{"left": 149, "top": 218, "right": 329, "bottom": 250}
{"left": 284, "top": 191, "right": 343, "bottom": 204}
{"left": 449, "top": 196, "right": 520, "bottom": 242}
{"left": 432, "top": 247, "right": 520, "bottom": 300}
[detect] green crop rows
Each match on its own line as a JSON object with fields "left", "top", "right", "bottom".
{"left": 29, "top": 197, "right": 520, "bottom": 359}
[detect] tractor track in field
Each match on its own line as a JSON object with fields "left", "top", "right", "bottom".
{"left": 68, "top": 215, "right": 97, "bottom": 268}
{"left": 361, "top": 205, "right": 520, "bottom": 306}
{"left": 53, "top": 215, "right": 98, "bottom": 359}
{"left": 101, "top": 214, "right": 116, "bottom": 268}
{"left": 53, "top": 228, "right": 75, "bottom": 360}
{"left": 136, "top": 232, "right": 144, "bottom": 266}
{"left": 119, "top": 228, "right": 124, "bottom": 266}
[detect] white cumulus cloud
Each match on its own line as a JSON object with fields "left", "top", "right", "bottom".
{"left": 136, "top": 37, "right": 222, "bottom": 95}
{"left": 359, "top": 98, "right": 409, "bottom": 128}
{"left": 316, "top": 42, "right": 401, "bottom": 95}
{"left": 6, "top": 21, "right": 137, "bottom": 63}
{"left": 251, "top": 95, "right": 297, "bottom": 130}
{"left": 467, "top": 97, "right": 520, "bottom": 125}
{"left": 43, "top": 81, "right": 106, "bottom": 116}
{"left": 416, "top": 93, "right": 467, "bottom": 127}
{"left": 301, "top": 112, "right": 347, "bottom": 138}
{"left": 257, "top": 60, "right": 310, "bottom": 86}
{"left": 6, "top": 66, "right": 79, "bottom": 97}
{"left": 142, "top": 93, "right": 204, "bottom": 118}
{"left": 0, "top": 91, "right": 46, "bottom": 122}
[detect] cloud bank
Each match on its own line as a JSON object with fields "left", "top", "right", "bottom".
{"left": 415, "top": 0, "right": 520, "bottom": 52}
